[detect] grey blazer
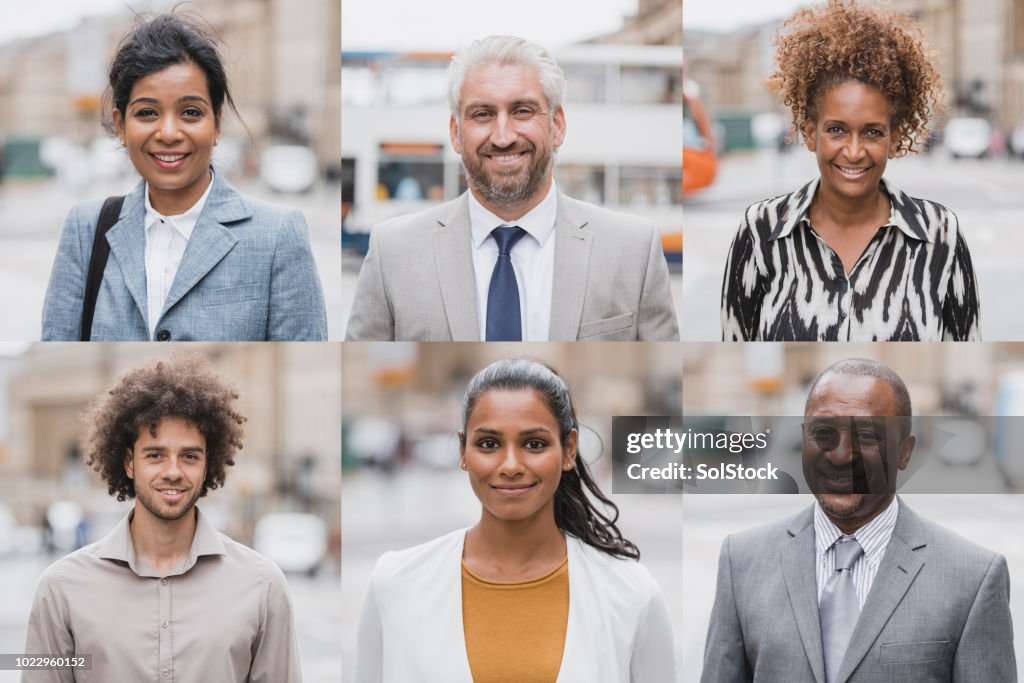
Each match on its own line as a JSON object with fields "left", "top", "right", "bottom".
{"left": 344, "top": 192, "right": 679, "bottom": 341}
{"left": 41, "top": 172, "right": 327, "bottom": 341}
{"left": 701, "top": 501, "right": 1016, "bottom": 682}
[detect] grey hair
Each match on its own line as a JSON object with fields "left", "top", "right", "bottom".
{"left": 447, "top": 35, "right": 567, "bottom": 118}
{"left": 806, "top": 358, "right": 913, "bottom": 440}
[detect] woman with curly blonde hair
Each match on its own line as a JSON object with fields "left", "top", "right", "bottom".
{"left": 721, "top": 0, "right": 980, "bottom": 341}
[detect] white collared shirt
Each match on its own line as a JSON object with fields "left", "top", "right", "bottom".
{"left": 814, "top": 496, "right": 899, "bottom": 608}
{"left": 468, "top": 182, "right": 557, "bottom": 341}
{"left": 143, "top": 174, "right": 214, "bottom": 338}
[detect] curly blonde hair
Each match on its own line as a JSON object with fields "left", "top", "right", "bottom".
{"left": 768, "top": 0, "right": 944, "bottom": 156}
{"left": 82, "top": 354, "right": 246, "bottom": 502}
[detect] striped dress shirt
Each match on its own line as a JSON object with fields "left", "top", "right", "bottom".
{"left": 814, "top": 497, "right": 899, "bottom": 608}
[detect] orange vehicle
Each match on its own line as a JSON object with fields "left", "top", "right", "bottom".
{"left": 683, "top": 77, "right": 717, "bottom": 195}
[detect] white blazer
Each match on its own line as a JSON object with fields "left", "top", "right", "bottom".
{"left": 354, "top": 529, "right": 678, "bottom": 682}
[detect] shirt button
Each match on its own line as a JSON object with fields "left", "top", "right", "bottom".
{"left": 160, "top": 578, "right": 168, "bottom": 586}
{"left": 156, "top": 330, "right": 171, "bottom": 341}
{"left": 162, "top": 621, "right": 168, "bottom": 629}
{"left": 162, "top": 669, "right": 169, "bottom": 677}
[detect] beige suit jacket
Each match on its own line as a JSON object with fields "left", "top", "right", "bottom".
{"left": 345, "top": 192, "right": 679, "bottom": 341}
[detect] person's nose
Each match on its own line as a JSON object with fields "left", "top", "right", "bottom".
{"left": 155, "top": 113, "right": 184, "bottom": 144}
{"left": 497, "top": 444, "right": 524, "bottom": 477}
{"left": 843, "top": 134, "right": 866, "bottom": 162}
{"left": 489, "top": 111, "right": 518, "bottom": 149}
{"left": 162, "top": 454, "right": 184, "bottom": 480}
{"left": 824, "top": 424, "right": 856, "bottom": 466}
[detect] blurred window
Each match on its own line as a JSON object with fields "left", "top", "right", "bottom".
{"left": 619, "top": 165, "right": 683, "bottom": 206}
{"left": 342, "top": 66, "right": 375, "bottom": 106}
{"left": 377, "top": 143, "right": 444, "bottom": 200}
{"left": 380, "top": 64, "right": 448, "bottom": 105}
{"left": 556, "top": 165, "right": 605, "bottom": 203}
{"left": 562, "top": 64, "right": 607, "bottom": 104}
{"left": 621, "top": 66, "right": 682, "bottom": 104}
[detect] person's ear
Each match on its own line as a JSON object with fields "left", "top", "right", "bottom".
{"left": 112, "top": 109, "right": 126, "bottom": 146}
{"left": 897, "top": 434, "right": 916, "bottom": 470}
{"left": 563, "top": 428, "right": 578, "bottom": 471}
{"left": 124, "top": 449, "right": 135, "bottom": 480}
{"left": 450, "top": 115, "right": 463, "bottom": 154}
{"left": 802, "top": 120, "right": 817, "bottom": 152}
{"left": 458, "top": 431, "right": 467, "bottom": 470}
{"left": 551, "top": 106, "right": 566, "bottom": 148}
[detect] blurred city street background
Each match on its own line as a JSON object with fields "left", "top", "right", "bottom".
{"left": 340, "top": 0, "right": 684, "bottom": 334}
{"left": 681, "top": 494, "right": 1024, "bottom": 681}
{"left": 0, "top": 0, "right": 342, "bottom": 339}
{"left": 340, "top": 342, "right": 683, "bottom": 681}
{"left": 0, "top": 343, "right": 342, "bottom": 683}
{"left": 683, "top": 0, "right": 1024, "bottom": 340}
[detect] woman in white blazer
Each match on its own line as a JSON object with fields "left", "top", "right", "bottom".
{"left": 355, "top": 359, "right": 677, "bottom": 682}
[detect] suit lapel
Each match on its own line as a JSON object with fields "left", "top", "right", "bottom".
{"left": 104, "top": 182, "right": 150, "bottom": 328}
{"left": 160, "top": 173, "right": 247, "bottom": 318}
{"left": 433, "top": 195, "right": 479, "bottom": 341}
{"left": 781, "top": 508, "right": 828, "bottom": 683}
{"left": 836, "top": 502, "right": 926, "bottom": 682}
{"left": 549, "top": 193, "right": 592, "bottom": 341}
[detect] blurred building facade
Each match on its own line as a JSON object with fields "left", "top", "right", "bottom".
{"left": 685, "top": 0, "right": 1024, "bottom": 133}
{"left": 593, "top": 0, "right": 683, "bottom": 46}
{"left": 0, "top": 344, "right": 341, "bottom": 533}
{"left": 682, "top": 342, "right": 1024, "bottom": 416}
{"left": 0, "top": 0, "right": 340, "bottom": 173}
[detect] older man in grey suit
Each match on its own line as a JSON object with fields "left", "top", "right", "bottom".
{"left": 701, "top": 359, "right": 1016, "bottom": 683}
{"left": 345, "top": 35, "right": 679, "bottom": 342}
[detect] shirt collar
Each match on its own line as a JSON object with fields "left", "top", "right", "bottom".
{"left": 143, "top": 168, "right": 215, "bottom": 239}
{"left": 769, "top": 177, "right": 932, "bottom": 244}
{"left": 96, "top": 505, "right": 227, "bottom": 577}
{"left": 814, "top": 496, "right": 899, "bottom": 568}
{"left": 468, "top": 181, "right": 558, "bottom": 249}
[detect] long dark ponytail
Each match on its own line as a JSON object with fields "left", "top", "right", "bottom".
{"left": 461, "top": 359, "right": 640, "bottom": 561}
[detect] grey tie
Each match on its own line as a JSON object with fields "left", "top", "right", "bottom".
{"left": 820, "top": 536, "right": 864, "bottom": 683}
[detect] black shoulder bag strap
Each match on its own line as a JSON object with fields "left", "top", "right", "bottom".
{"left": 80, "top": 195, "right": 125, "bottom": 341}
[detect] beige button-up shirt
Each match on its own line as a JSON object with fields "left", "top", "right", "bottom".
{"left": 23, "top": 507, "right": 302, "bottom": 683}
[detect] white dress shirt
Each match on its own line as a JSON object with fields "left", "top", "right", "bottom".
{"left": 143, "top": 174, "right": 214, "bottom": 338}
{"left": 468, "top": 182, "right": 557, "bottom": 341}
{"left": 814, "top": 496, "right": 899, "bottom": 608}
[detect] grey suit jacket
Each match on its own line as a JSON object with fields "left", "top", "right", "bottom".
{"left": 41, "top": 172, "right": 327, "bottom": 341}
{"left": 345, "top": 191, "right": 679, "bottom": 341}
{"left": 701, "top": 501, "right": 1016, "bottom": 682}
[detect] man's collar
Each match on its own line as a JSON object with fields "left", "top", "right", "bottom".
{"left": 468, "top": 181, "right": 558, "bottom": 248}
{"left": 813, "top": 496, "right": 900, "bottom": 566}
{"left": 96, "top": 505, "right": 227, "bottom": 576}
{"left": 769, "top": 177, "right": 932, "bottom": 244}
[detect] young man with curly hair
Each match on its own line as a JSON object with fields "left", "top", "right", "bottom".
{"left": 721, "top": 0, "right": 980, "bottom": 342}
{"left": 22, "top": 355, "right": 303, "bottom": 683}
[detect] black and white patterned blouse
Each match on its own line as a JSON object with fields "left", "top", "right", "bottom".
{"left": 721, "top": 178, "right": 980, "bottom": 341}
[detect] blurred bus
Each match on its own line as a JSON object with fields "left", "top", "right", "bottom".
{"left": 342, "top": 44, "right": 683, "bottom": 264}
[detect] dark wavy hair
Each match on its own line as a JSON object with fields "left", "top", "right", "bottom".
{"left": 104, "top": 12, "right": 241, "bottom": 134}
{"left": 81, "top": 354, "right": 247, "bottom": 502}
{"left": 460, "top": 359, "right": 640, "bottom": 561}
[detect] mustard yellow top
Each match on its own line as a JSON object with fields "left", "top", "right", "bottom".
{"left": 462, "top": 557, "right": 570, "bottom": 683}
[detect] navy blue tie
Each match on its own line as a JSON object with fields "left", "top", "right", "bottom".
{"left": 486, "top": 226, "right": 527, "bottom": 341}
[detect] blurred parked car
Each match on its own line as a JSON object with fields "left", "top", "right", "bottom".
{"left": 944, "top": 118, "right": 991, "bottom": 159}
{"left": 253, "top": 513, "right": 327, "bottom": 576}
{"left": 260, "top": 145, "right": 318, "bottom": 193}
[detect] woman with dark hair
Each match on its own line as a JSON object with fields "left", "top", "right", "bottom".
{"left": 41, "top": 13, "right": 327, "bottom": 341}
{"left": 355, "top": 359, "right": 676, "bottom": 682}
{"left": 721, "top": 0, "right": 980, "bottom": 341}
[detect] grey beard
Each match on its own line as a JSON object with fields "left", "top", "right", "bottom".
{"left": 465, "top": 149, "right": 555, "bottom": 207}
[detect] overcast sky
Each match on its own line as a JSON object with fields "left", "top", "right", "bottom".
{"left": 342, "top": 0, "right": 638, "bottom": 51}
{"left": 685, "top": 0, "right": 807, "bottom": 33}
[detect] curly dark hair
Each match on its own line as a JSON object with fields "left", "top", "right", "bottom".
{"left": 768, "top": 0, "right": 944, "bottom": 156}
{"left": 82, "top": 354, "right": 246, "bottom": 502}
